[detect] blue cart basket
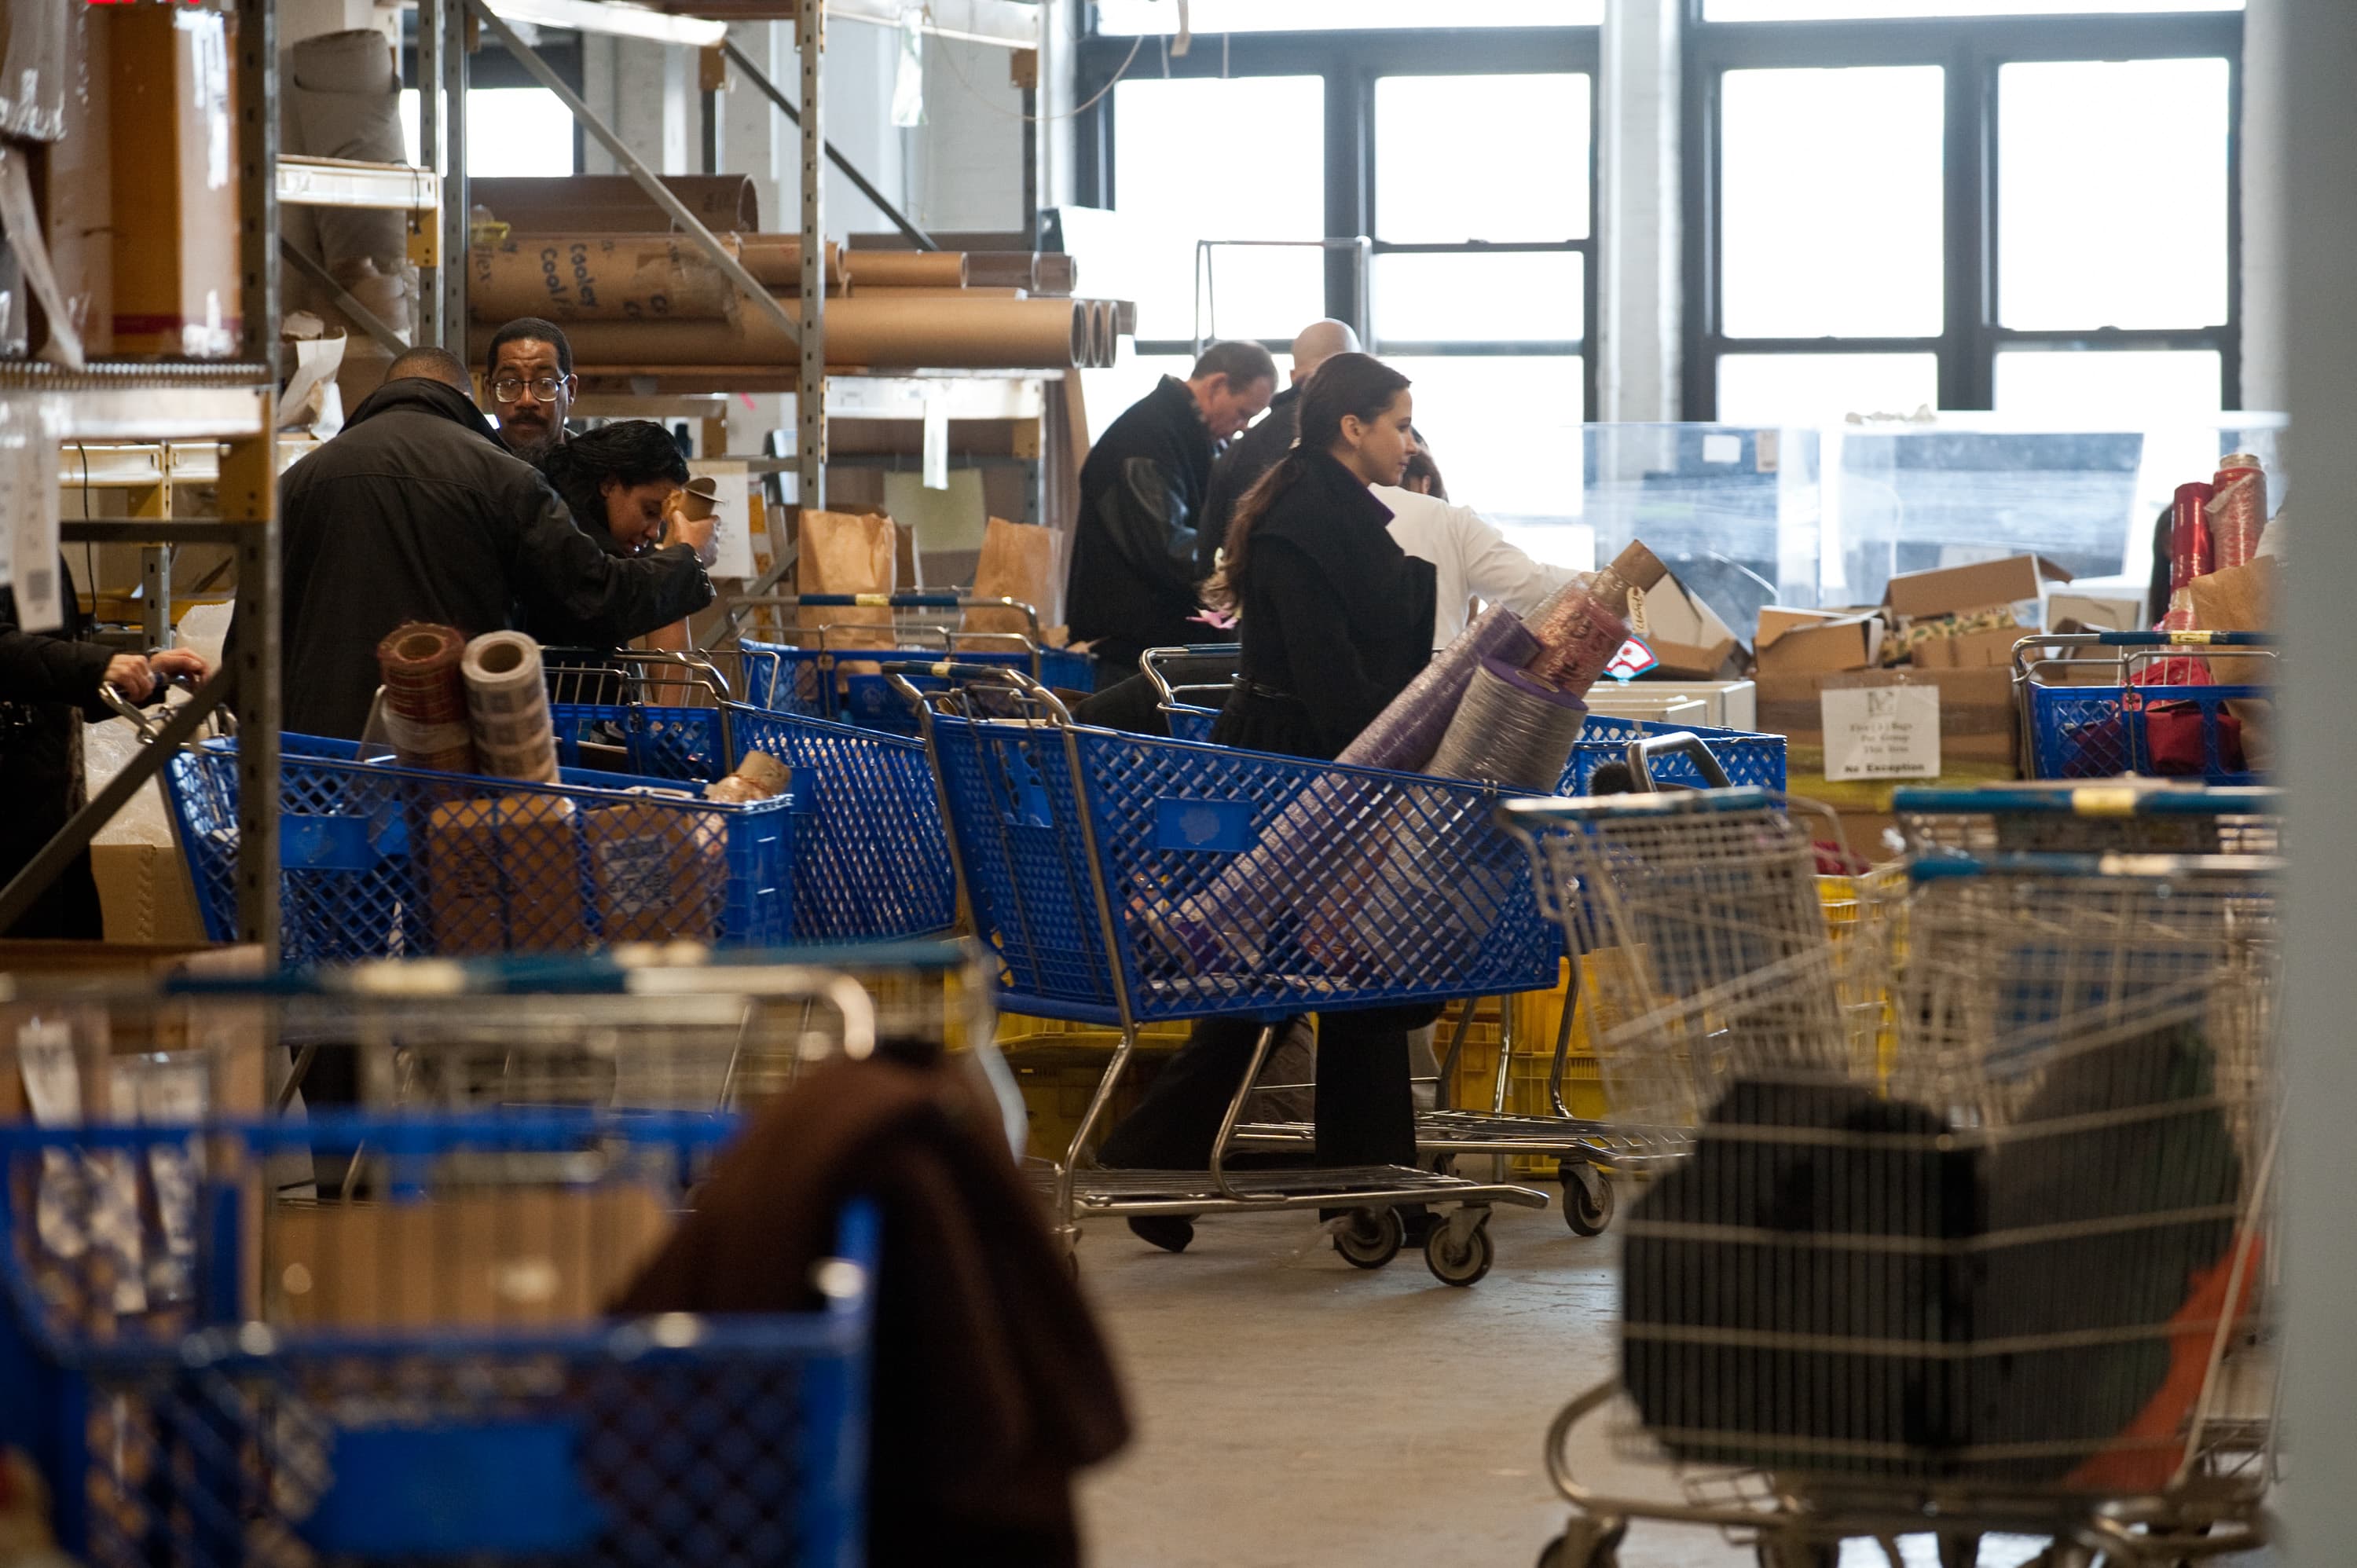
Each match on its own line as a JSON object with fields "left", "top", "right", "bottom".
{"left": 740, "top": 594, "right": 1092, "bottom": 734}
{"left": 2015, "top": 630, "right": 2276, "bottom": 785}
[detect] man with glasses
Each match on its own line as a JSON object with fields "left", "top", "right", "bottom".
{"left": 484, "top": 317, "right": 577, "bottom": 462}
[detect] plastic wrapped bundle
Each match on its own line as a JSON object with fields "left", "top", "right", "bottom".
{"left": 461, "top": 632, "right": 561, "bottom": 784}
{"left": 1426, "top": 657, "right": 1589, "bottom": 792}
{"left": 1525, "top": 540, "right": 1667, "bottom": 694}
{"left": 374, "top": 622, "right": 476, "bottom": 773}
{"left": 2208, "top": 454, "right": 2267, "bottom": 571}
{"left": 1336, "top": 605, "right": 1538, "bottom": 772}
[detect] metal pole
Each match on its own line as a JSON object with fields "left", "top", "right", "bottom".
{"left": 797, "top": 6, "right": 826, "bottom": 518}
{"left": 722, "top": 35, "right": 938, "bottom": 251}
{"left": 418, "top": 0, "right": 445, "bottom": 348}
{"left": 441, "top": 0, "right": 470, "bottom": 350}
{"left": 141, "top": 547, "right": 173, "bottom": 651}
{"left": 233, "top": 0, "right": 280, "bottom": 961}
{"left": 280, "top": 240, "right": 409, "bottom": 354}
{"left": 468, "top": 0, "right": 801, "bottom": 351}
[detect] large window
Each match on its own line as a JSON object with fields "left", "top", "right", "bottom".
{"left": 1077, "top": 25, "right": 1598, "bottom": 537}
{"left": 1688, "top": 5, "right": 2243, "bottom": 426}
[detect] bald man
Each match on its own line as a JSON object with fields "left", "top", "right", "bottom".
{"left": 1196, "top": 319, "right": 1362, "bottom": 582}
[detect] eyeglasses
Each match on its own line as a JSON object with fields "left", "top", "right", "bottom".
{"left": 492, "top": 375, "right": 566, "bottom": 403}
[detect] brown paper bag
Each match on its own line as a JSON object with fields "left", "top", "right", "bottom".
{"left": 2187, "top": 559, "right": 2276, "bottom": 688}
{"left": 795, "top": 509, "right": 897, "bottom": 651}
{"left": 965, "top": 517, "right": 1065, "bottom": 642}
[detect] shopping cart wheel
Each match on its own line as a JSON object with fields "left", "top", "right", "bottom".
{"left": 1752, "top": 1542, "right": 1836, "bottom": 1568}
{"left": 1537, "top": 1515, "right": 1626, "bottom": 1567}
{"left": 1332, "top": 1207, "right": 1405, "bottom": 1269}
{"left": 1424, "top": 1212, "right": 1495, "bottom": 1287}
{"left": 1562, "top": 1163, "right": 1615, "bottom": 1236}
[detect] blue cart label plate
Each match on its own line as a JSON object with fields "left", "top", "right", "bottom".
{"left": 1155, "top": 798, "right": 1255, "bottom": 854}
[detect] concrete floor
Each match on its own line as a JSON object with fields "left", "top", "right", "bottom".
{"left": 1072, "top": 1202, "right": 2274, "bottom": 1568}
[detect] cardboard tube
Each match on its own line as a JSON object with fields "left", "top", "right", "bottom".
{"left": 469, "top": 235, "right": 744, "bottom": 323}
{"left": 844, "top": 250, "right": 970, "bottom": 289}
{"left": 475, "top": 295, "right": 1091, "bottom": 370}
{"left": 963, "top": 251, "right": 1042, "bottom": 291}
{"left": 472, "top": 174, "right": 761, "bottom": 233}
{"left": 736, "top": 235, "right": 847, "bottom": 290}
{"left": 1035, "top": 253, "right": 1079, "bottom": 296}
{"left": 1090, "top": 300, "right": 1113, "bottom": 367}
{"left": 461, "top": 631, "right": 560, "bottom": 785}
{"left": 376, "top": 621, "right": 477, "bottom": 774}
{"left": 841, "top": 287, "right": 1029, "bottom": 299}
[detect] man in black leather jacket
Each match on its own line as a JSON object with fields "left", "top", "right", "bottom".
{"left": 1066, "top": 339, "right": 1275, "bottom": 683}
{"left": 1195, "top": 319, "right": 1360, "bottom": 583}
{"left": 255, "top": 345, "right": 716, "bottom": 740}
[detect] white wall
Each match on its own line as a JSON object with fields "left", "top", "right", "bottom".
{"left": 913, "top": 40, "right": 1028, "bottom": 234}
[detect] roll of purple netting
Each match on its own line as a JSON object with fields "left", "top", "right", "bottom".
{"left": 1426, "top": 656, "right": 1589, "bottom": 793}
{"left": 1336, "top": 605, "right": 1539, "bottom": 773}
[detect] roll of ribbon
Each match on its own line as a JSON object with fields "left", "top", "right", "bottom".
{"left": 375, "top": 622, "right": 478, "bottom": 773}
{"left": 2206, "top": 460, "right": 2266, "bottom": 572}
{"left": 1426, "top": 657, "right": 1590, "bottom": 792}
{"left": 1336, "top": 605, "right": 1540, "bottom": 773}
{"left": 460, "top": 631, "right": 560, "bottom": 784}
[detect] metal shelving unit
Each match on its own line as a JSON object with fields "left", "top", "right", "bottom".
{"left": 0, "top": 5, "right": 284, "bottom": 954}
{"left": 419, "top": 0, "right": 1047, "bottom": 592}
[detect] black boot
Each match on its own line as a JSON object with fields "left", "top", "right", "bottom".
{"left": 1127, "top": 1215, "right": 1196, "bottom": 1253}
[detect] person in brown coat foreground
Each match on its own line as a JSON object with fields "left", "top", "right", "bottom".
{"left": 614, "top": 1042, "right": 1129, "bottom": 1566}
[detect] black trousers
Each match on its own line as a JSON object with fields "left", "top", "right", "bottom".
{"left": 1098, "top": 1003, "right": 1437, "bottom": 1171}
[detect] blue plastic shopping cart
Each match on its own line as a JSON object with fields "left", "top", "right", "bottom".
{"left": 0, "top": 957, "right": 899, "bottom": 1568}
{"left": 742, "top": 595, "right": 1092, "bottom": 734}
{"left": 159, "top": 733, "right": 794, "bottom": 962}
{"left": 2015, "top": 630, "right": 2276, "bottom": 784}
{"left": 895, "top": 662, "right": 1554, "bottom": 1284}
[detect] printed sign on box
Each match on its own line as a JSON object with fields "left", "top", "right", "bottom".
{"left": 1822, "top": 679, "right": 1942, "bottom": 781}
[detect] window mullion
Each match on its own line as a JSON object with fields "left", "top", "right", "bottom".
{"left": 1940, "top": 38, "right": 1990, "bottom": 411}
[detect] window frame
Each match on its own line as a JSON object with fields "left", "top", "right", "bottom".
{"left": 1681, "top": 5, "right": 2244, "bottom": 421}
{"left": 1074, "top": 25, "right": 1603, "bottom": 421}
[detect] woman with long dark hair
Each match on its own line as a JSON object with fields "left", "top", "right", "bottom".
{"left": 532, "top": 420, "right": 696, "bottom": 662}
{"left": 1100, "top": 353, "right": 1442, "bottom": 1253}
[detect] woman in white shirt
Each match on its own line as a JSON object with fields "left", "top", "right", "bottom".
{"left": 1372, "top": 445, "right": 1585, "bottom": 649}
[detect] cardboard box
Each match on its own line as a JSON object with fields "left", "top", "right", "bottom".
{"left": 424, "top": 794, "right": 589, "bottom": 956}
{"left": 1755, "top": 614, "right": 1882, "bottom": 679}
{"left": 267, "top": 1186, "right": 676, "bottom": 1329}
{"left": 1756, "top": 606, "right": 1853, "bottom": 650}
{"left": 2047, "top": 591, "right": 2147, "bottom": 635}
{"left": 1911, "top": 625, "right": 2022, "bottom": 670}
{"left": 104, "top": 3, "right": 240, "bottom": 358}
{"left": 31, "top": 0, "right": 108, "bottom": 356}
{"left": 1882, "top": 555, "right": 2072, "bottom": 622}
{"left": 90, "top": 843, "right": 207, "bottom": 946}
{"left": 1758, "top": 666, "right": 2016, "bottom": 765}
{"left": 585, "top": 797, "right": 726, "bottom": 944}
{"left": 1597, "top": 679, "right": 1756, "bottom": 731}
{"left": 1637, "top": 570, "right": 1741, "bottom": 678}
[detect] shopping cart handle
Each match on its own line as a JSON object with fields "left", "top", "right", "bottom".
{"left": 1140, "top": 643, "right": 1242, "bottom": 705}
{"left": 1626, "top": 730, "right": 1732, "bottom": 790}
{"left": 2094, "top": 629, "right": 2275, "bottom": 648}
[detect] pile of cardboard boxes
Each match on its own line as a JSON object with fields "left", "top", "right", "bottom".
{"left": 1747, "top": 555, "right": 2138, "bottom": 848}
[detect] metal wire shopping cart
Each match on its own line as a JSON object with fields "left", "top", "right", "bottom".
{"left": 895, "top": 661, "right": 1556, "bottom": 1284}
{"left": 1500, "top": 787, "right": 2280, "bottom": 1568}
{"left": 539, "top": 651, "right": 958, "bottom": 943}
{"left": 738, "top": 594, "right": 1091, "bottom": 733}
{"left": 2014, "top": 632, "right": 2277, "bottom": 784}
{"left": 0, "top": 946, "right": 1012, "bottom": 1568}
{"left": 1141, "top": 643, "right": 1241, "bottom": 743}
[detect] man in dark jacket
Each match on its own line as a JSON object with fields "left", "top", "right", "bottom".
{"left": 1067, "top": 339, "right": 1275, "bottom": 681}
{"left": 0, "top": 564, "right": 209, "bottom": 937}
{"left": 266, "top": 345, "right": 715, "bottom": 740}
{"left": 1194, "top": 319, "right": 1359, "bottom": 582}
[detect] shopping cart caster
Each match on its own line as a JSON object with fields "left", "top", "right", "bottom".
{"left": 1537, "top": 1515, "right": 1626, "bottom": 1567}
{"left": 1332, "top": 1207, "right": 1404, "bottom": 1269}
{"left": 1424, "top": 1209, "right": 1494, "bottom": 1287}
{"left": 1752, "top": 1541, "right": 1836, "bottom": 1568}
{"left": 1562, "top": 1163, "right": 1615, "bottom": 1236}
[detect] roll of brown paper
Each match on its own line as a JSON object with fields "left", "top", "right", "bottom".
{"left": 475, "top": 295, "right": 1090, "bottom": 370}
{"left": 736, "top": 235, "right": 847, "bottom": 290}
{"left": 460, "top": 631, "right": 561, "bottom": 785}
{"left": 469, "top": 235, "right": 744, "bottom": 323}
{"left": 375, "top": 622, "right": 478, "bottom": 774}
{"left": 843, "top": 250, "right": 970, "bottom": 289}
{"left": 471, "top": 174, "right": 761, "bottom": 234}
{"left": 963, "top": 252, "right": 1042, "bottom": 291}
